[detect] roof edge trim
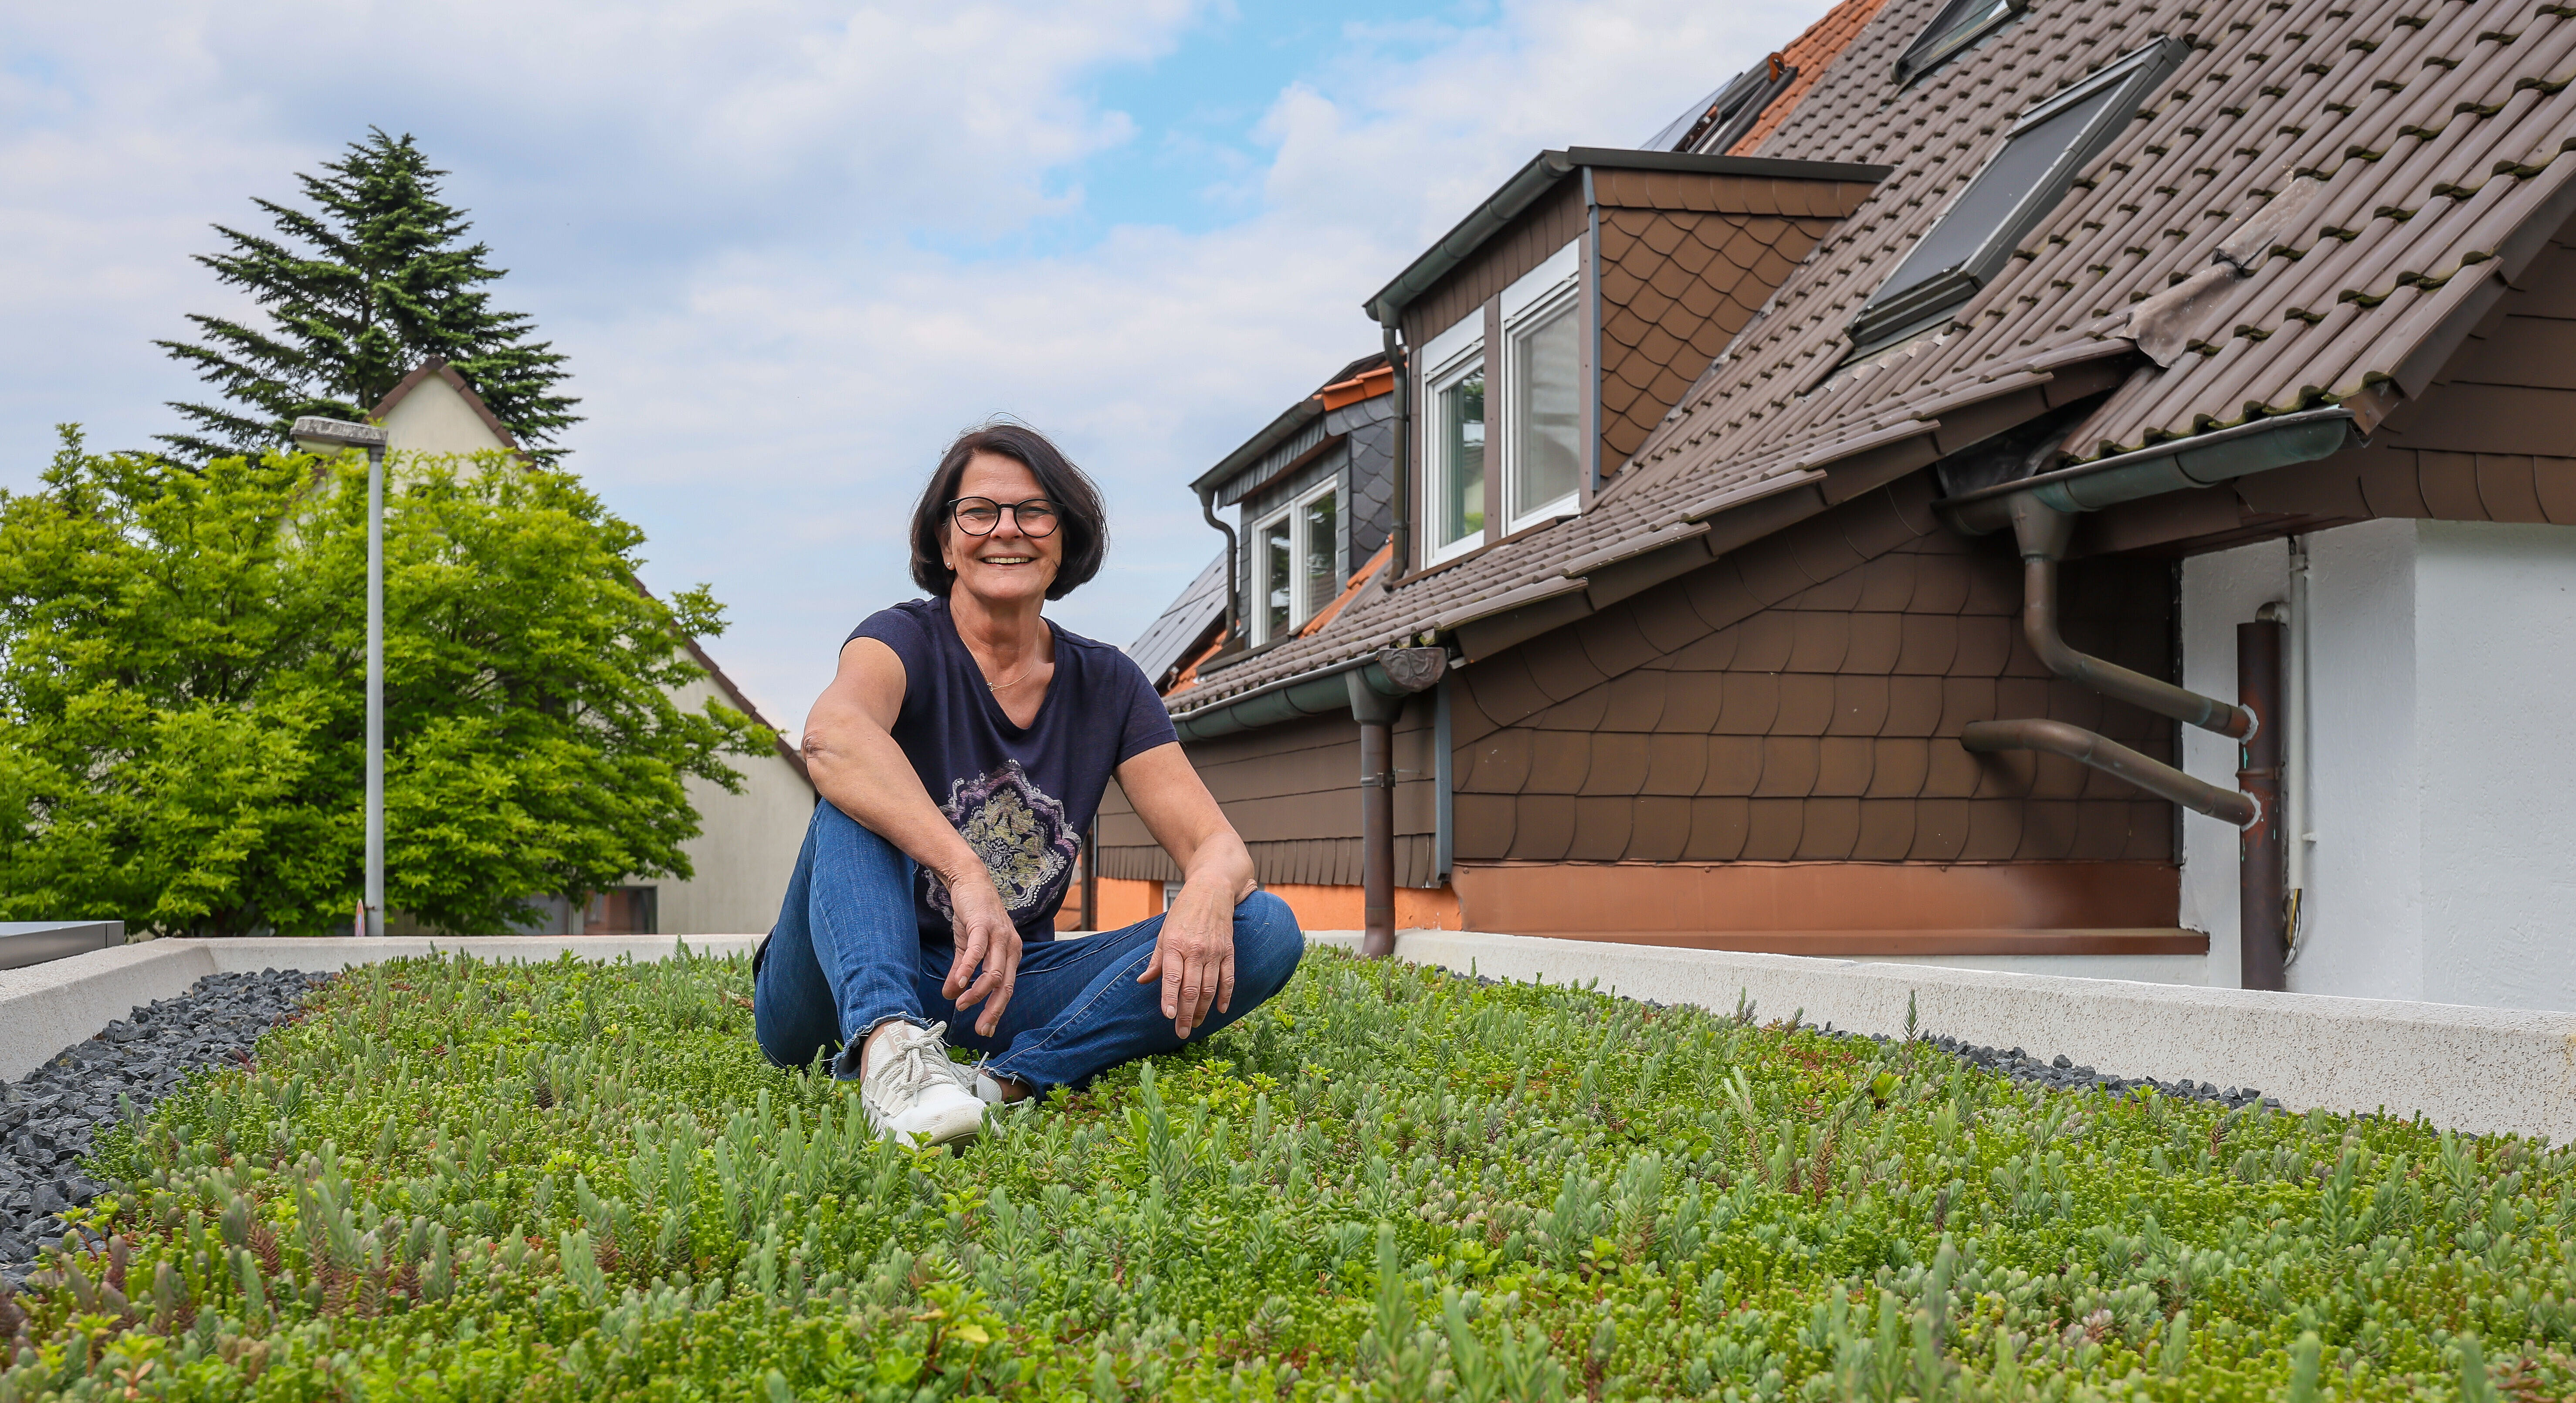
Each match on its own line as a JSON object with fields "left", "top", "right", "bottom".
{"left": 372, "top": 358, "right": 523, "bottom": 453}
{"left": 1189, "top": 398, "right": 1327, "bottom": 496}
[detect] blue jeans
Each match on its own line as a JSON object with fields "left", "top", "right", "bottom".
{"left": 752, "top": 800, "right": 1304, "bottom": 1091}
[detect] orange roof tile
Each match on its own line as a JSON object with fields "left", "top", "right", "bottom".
{"left": 1728, "top": 0, "right": 1895, "bottom": 157}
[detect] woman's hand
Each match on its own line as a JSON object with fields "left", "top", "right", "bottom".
{"left": 943, "top": 868, "right": 1023, "bottom": 1037}
{"left": 1114, "top": 742, "right": 1257, "bottom": 1041}
{"left": 1140, "top": 879, "right": 1235, "bottom": 1038}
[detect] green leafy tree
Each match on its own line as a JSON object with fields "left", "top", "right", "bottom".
{"left": 155, "top": 128, "right": 580, "bottom": 464}
{"left": 0, "top": 430, "right": 768, "bottom": 935}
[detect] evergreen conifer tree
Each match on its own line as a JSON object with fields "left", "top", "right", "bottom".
{"left": 156, "top": 128, "right": 580, "bottom": 463}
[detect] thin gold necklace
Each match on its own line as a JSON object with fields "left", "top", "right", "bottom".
{"left": 981, "top": 650, "right": 1041, "bottom": 691}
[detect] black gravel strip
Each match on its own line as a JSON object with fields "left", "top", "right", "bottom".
{"left": 1, "top": 968, "right": 328, "bottom": 1288}
{"left": 1898, "top": 1031, "right": 2281, "bottom": 1110}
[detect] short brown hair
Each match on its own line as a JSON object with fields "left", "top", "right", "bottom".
{"left": 908, "top": 423, "right": 1108, "bottom": 602}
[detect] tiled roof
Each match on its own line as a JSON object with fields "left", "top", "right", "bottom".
{"left": 1173, "top": 0, "right": 2576, "bottom": 718}
{"left": 1726, "top": 0, "right": 1898, "bottom": 156}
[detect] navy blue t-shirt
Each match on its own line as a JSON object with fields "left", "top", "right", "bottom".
{"left": 847, "top": 598, "right": 1178, "bottom": 944}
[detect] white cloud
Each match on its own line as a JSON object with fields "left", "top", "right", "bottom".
{"left": 2, "top": 0, "right": 1826, "bottom": 732}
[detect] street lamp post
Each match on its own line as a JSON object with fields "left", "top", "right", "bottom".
{"left": 291, "top": 416, "right": 392, "bottom": 937}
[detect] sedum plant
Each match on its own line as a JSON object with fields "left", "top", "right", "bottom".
{"left": 1, "top": 945, "right": 2569, "bottom": 1400}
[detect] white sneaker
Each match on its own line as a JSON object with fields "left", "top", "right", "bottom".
{"left": 858, "top": 1021, "right": 985, "bottom": 1148}
{"left": 971, "top": 1070, "right": 1020, "bottom": 1106}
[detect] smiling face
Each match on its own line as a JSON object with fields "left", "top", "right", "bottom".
{"left": 940, "top": 450, "right": 1064, "bottom": 609}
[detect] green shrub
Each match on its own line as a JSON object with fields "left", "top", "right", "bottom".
{"left": 3, "top": 946, "right": 2569, "bottom": 1400}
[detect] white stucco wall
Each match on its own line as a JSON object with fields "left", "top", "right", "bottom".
{"left": 643, "top": 673, "right": 816, "bottom": 935}
{"left": 2293, "top": 520, "right": 2423, "bottom": 1000}
{"left": 2414, "top": 521, "right": 2576, "bottom": 1009}
{"left": 2180, "top": 518, "right": 2576, "bottom": 1012}
{"left": 380, "top": 374, "right": 513, "bottom": 457}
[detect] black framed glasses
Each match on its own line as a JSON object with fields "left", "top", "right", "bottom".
{"left": 949, "top": 496, "right": 1060, "bottom": 538}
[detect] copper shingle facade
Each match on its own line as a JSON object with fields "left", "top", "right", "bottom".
{"left": 1447, "top": 478, "right": 2176, "bottom": 875}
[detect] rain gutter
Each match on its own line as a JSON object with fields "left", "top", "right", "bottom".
{"left": 1939, "top": 406, "right": 2358, "bottom": 534}
{"left": 1169, "top": 648, "right": 1447, "bottom": 743}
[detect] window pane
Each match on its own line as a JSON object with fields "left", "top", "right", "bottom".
{"left": 1918, "top": 0, "right": 2012, "bottom": 65}
{"left": 1898, "top": 83, "right": 2114, "bottom": 286}
{"left": 1511, "top": 302, "right": 1582, "bottom": 518}
{"left": 1438, "top": 368, "right": 1486, "bottom": 548}
{"left": 1853, "top": 74, "right": 2125, "bottom": 347}
{"left": 1300, "top": 489, "right": 1339, "bottom": 619}
{"left": 1259, "top": 515, "right": 1292, "bottom": 642}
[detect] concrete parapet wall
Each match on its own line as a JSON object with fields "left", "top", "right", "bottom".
{"left": 1313, "top": 930, "right": 2576, "bottom": 1142}
{"left": 15, "top": 930, "right": 2573, "bottom": 1143}
{"left": 0, "top": 935, "right": 762, "bottom": 1084}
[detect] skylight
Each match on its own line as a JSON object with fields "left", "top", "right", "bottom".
{"left": 1847, "top": 38, "right": 2189, "bottom": 356}
{"left": 1894, "top": 0, "right": 2027, "bottom": 85}
{"left": 1644, "top": 55, "right": 1796, "bottom": 156}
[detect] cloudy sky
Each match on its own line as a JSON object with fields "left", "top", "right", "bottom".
{"left": 2, "top": 0, "right": 1820, "bottom": 732}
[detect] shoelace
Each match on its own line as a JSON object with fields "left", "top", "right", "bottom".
{"left": 870, "top": 1023, "right": 959, "bottom": 1102}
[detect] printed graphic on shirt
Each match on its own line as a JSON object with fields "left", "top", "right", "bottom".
{"left": 925, "top": 760, "right": 1079, "bottom": 921}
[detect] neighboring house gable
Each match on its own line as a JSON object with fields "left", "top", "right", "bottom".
{"left": 372, "top": 359, "right": 815, "bottom": 935}
{"left": 372, "top": 359, "right": 523, "bottom": 458}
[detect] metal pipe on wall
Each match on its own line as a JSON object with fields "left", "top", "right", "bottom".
{"left": 1961, "top": 718, "right": 2257, "bottom": 824}
{"left": 1383, "top": 323, "right": 1410, "bottom": 584}
{"left": 1198, "top": 484, "right": 1241, "bottom": 647}
{"left": 2281, "top": 537, "right": 2313, "bottom": 962}
{"left": 1353, "top": 698, "right": 1398, "bottom": 957}
{"left": 2009, "top": 497, "right": 2251, "bottom": 738}
{"left": 1346, "top": 647, "right": 1445, "bottom": 958}
{"left": 2238, "top": 619, "right": 2287, "bottom": 990}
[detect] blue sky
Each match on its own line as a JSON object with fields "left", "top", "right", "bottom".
{"left": 0, "top": 0, "right": 1821, "bottom": 729}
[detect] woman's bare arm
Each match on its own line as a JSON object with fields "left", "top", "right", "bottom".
{"left": 1116, "top": 740, "right": 1256, "bottom": 1037}
{"left": 800, "top": 637, "right": 1021, "bottom": 1034}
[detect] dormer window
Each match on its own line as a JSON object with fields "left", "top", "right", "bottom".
{"left": 1894, "top": 0, "right": 2027, "bottom": 85}
{"left": 1366, "top": 148, "right": 1885, "bottom": 574}
{"left": 1421, "top": 309, "right": 1488, "bottom": 564}
{"left": 1501, "top": 244, "right": 1582, "bottom": 532}
{"left": 1848, "top": 38, "right": 2188, "bottom": 356}
{"left": 1251, "top": 478, "right": 1345, "bottom": 645}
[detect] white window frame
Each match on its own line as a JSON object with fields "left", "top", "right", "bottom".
{"left": 1499, "top": 244, "right": 1584, "bottom": 533}
{"left": 1418, "top": 307, "right": 1489, "bottom": 568}
{"left": 1246, "top": 475, "right": 1346, "bottom": 646}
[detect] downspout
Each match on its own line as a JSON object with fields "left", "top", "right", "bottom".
{"left": 1960, "top": 718, "right": 2254, "bottom": 824}
{"left": 2003, "top": 495, "right": 2252, "bottom": 738}
{"left": 1941, "top": 409, "right": 2364, "bottom": 991}
{"left": 1166, "top": 646, "right": 1445, "bottom": 958}
{"left": 2237, "top": 618, "right": 2287, "bottom": 991}
{"left": 1081, "top": 817, "right": 1101, "bottom": 935}
{"left": 1349, "top": 675, "right": 1402, "bottom": 958}
{"left": 1383, "top": 322, "right": 1411, "bottom": 585}
{"left": 1200, "top": 484, "right": 1240, "bottom": 646}
{"left": 1958, "top": 493, "right": 2260, "bottom": 820}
